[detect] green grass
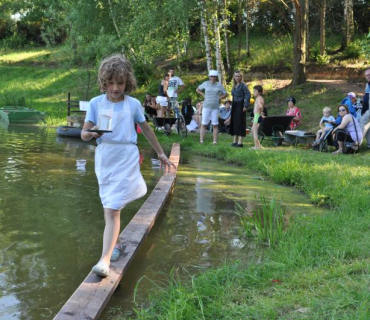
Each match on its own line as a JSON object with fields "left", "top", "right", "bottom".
{"left": 0, "top": 46, "right": 101, "bottom": 126}
{"left": 1, "top": 45, "right": 369, "bottom": 319}
{"left": 128, "top": 132, "right": 370, "bottom": 319}
{"left": 236, "top": 196, "right": 285, "bottom": 247}
{"left": 0, "top": 41, "right": 356, "bottom": 129}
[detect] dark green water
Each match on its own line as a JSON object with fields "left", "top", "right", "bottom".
{"left": 0, "top": 126, "right": 325, "bottom": 319}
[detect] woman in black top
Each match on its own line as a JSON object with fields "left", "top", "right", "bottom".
{"left": 229, "top": 71, "right": 251, "bottom": 147}
{"left": 156, "top": 73, "right": 170, "bottom": 117}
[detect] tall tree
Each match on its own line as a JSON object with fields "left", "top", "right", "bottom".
{"left": 291, "top": 0, "right": 308, "bottom": 86}
{"left": 213, "top": 8, "right": 226, "bottom": 86}
{"left": 221, "top": 0, "right": 232, "bottom": 73}
{"left": 271, "top": 0, "right": 307, "bottom": 86}
{"left": 320, "top": 0, "right": 326, "bottom": 55}
{"left": 201, "top": 1, "right": 213, "bottom": 72}
{"left": 341, "top": 0, "right": 354, "bottom": 50}
{"left": 305, "top": 0, "right": 310, "bottom": 61}
{"left": 237, "top": 0, "right": 243, "bottom": 61}
{"left": 245, "top": 0, "right": 252, "bottom": 57}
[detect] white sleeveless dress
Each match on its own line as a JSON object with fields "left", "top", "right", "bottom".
{"left": 93, "top": 95, "right": 147, "bottom": 210}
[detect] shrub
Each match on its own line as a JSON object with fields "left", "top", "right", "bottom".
{"left": 316, "top": 54, "right": 330, "bottom": 66}
{"left": 344, "top": 40, "right": 362, "bottom": 59}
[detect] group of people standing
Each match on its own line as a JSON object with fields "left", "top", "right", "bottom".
{"left": 196, "top": 69, "right": 264, "bottom": 149}
{"left": 142, "top": 68, "right": 185, "bottom": 118}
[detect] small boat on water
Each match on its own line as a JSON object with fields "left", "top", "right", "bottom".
{"left": 0, "top": 106, "right": 46, "bottom": 124}
{"left": 0, "top": 111, "right": 9, "bottom": 129}
{"left": 56, "top": 126, "right": 82, "bottom": 138}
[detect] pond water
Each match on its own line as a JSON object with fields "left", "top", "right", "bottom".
{"left": 0, "top": 126, "right": 326, "bottom": 319}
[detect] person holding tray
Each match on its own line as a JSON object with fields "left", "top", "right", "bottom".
{"left": 81, "top": 54, "right": 175, "bottom": 278}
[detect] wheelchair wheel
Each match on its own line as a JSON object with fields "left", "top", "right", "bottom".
{"left": 177, "top": 114, "right": 187, "bottom": 138}
{"left": 273, "top": 130, "right": 283, "bottom": 147}
{"left": 164, "top": 123, "right": 171, "bottom": 136}
{"left": 319, "top": 140, "right": 328, "bottom": 152}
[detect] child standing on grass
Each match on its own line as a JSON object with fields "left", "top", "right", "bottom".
{"left": 251, "top": 85, "right": 264, "bottom": 150}
{"left": 81, "top": 54, "right": 174, "bottom": 278}
{"left": 313, "top": 106, "right": 336, "bottom": 145}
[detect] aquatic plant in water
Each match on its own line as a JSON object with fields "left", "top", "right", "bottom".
{"left": 236, "top": 196, "right": 284, "bottom": 247}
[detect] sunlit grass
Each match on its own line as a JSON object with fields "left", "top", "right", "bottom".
{"left": 0, "top": 46, "right": 68, "bottom": 65}
{"left": 132, "top": 129, "right": 370, "bottom": 320}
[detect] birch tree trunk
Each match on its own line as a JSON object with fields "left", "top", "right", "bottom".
{"left": 342, "top": 0, "right": 354, "bottom": 50}
{"left": 237, "top": 0, "right": 242, "bottom": 62}
{"left": 305, "top": 0, "right": 310, "bottom": 61}
{"left": 201, "top": 4, "right": 213, "bottom": 72}
{"left": 320, "top": 0, "right": 326, "bottom": 55}
{"left": 245, "top": 0, "right": 251, "bottom": 57}
{"left": 222, "top": 0, "right": 231, "bottom": 73}
{"left": 213, "top": 12, "right": 226, "bottom": 86}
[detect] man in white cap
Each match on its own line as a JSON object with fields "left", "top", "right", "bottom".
{"left": 196, "top": 70, "right": 228, "bottom": 145}
{"left": 360, "top": 68, "right": 370, "bottom": 148}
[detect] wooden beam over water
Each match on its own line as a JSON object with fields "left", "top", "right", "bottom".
{"left": 54, "top": 143, "right": 180, "bottom": 320}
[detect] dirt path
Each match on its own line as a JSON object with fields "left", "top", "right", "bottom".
{"left": 308, "top": 79, "right": 365, "bottom": 97}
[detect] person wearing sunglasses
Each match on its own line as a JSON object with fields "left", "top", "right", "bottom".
{"left": 332, "top": 104, "right": 363, "bottom": 154}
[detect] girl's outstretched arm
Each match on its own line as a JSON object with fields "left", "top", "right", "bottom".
{"left": 139, "top": 121, "right": 176, "bottom": 172}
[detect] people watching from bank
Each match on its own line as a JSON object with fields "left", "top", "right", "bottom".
{"left": 313, "top": 107, "right": 336, "bottom": 145}
{"left": 155, "top": 73, "right": 170, "bottom": 117}
{"left": 251, "top": 85, "right": 264, "bottom": 150}
{"left": 341, "top": 92, "right": 357, "bottom": 116}
{"left": 229, "top": 71, "right": 251, "bottom": 148}
{"left": 360, "top": 68, "right": 370, "bottom": 148}
{"left": 286, "top": 97, "right": 301, "bottom": 130}
{"left": 332, "top": 104, "right": 363, "bottom": 154}
{"left": 142, "top": 94, "right": 159, "bottom": 119}
{"left": 219, "top": 99, "right": 232, "bottom": 133}
{"left": 196, "top": 70, "right": 228, "bottom": 145}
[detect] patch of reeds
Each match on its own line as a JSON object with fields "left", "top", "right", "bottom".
{"left": 236, "top": 196, "right": 284, "bottom": 247}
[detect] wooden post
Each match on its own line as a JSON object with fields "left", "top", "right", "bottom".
{"left": 54, "top": 143, "right": 180, "bottom": 320}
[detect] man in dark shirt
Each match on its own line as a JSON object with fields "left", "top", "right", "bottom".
{"left": 360, "top": 68, "right": 370, "bottom": 148}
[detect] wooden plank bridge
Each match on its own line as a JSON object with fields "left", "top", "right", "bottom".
{"left": 54, "top": 143, "right": 180, "bottom": 320}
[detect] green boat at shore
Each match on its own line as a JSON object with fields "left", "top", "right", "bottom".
{"left": 0, "top": 110, "right": 9, "bottom": 129}
{"left": 0, "top": 106, "right": 46, "bottom": 124}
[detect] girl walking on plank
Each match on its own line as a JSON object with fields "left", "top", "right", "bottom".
{"left": 81, "top": 54, "right": 175, "bottom": 277}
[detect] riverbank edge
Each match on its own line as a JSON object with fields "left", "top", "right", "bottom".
{"left": 129, "top": 133, "right": 370, "bottom": 319}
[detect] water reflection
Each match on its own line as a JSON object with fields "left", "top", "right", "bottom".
{"left": 0, "top": 125, "right": 161, "bottom": 319}
{"left": 101, "top": 156, "right": 327, "bottom": 319}
{"left": 0, "top": 126, "right": 327, "bottom": 319}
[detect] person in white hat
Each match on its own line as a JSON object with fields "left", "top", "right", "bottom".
{"left": 196, "top": 70, "right": 228, "bottom": 145}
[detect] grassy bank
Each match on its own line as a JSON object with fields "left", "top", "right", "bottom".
{"left": 129, "top": 133, "right": 370, "bottom": 319}
{"left": 0, "top": 47, "right": 346, "bottom": 131}
{"left": 1, "top": 46, "right": 370, "bottom": 318}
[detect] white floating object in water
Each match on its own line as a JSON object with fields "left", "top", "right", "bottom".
{"left": 76, "top": 159, "right": 87, "bottom": 170}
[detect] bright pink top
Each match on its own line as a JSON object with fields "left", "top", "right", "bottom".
{"left": 286, "top": 107, "right": 301, "bottom": 129}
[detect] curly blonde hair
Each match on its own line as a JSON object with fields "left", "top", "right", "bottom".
{"left": 98, "top": 54, "right": 137, "bottom": 94}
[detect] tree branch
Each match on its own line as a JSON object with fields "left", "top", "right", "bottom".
{"left": 268, "top": 0, "right": 294, "bottom": 34}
